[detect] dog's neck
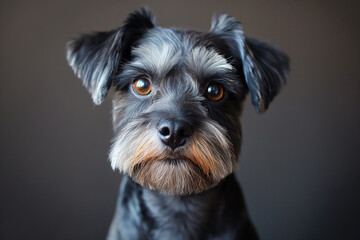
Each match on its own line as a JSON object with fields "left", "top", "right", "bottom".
{"left": 141, "top": 179, "right": 221, "bottom": 239}
{"left": 114, "top": 174, "right": 251, "bottom": 240}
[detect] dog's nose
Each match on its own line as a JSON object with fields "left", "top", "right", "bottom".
{"left": 157, "top": 120, "right": 192, "bottom": 150}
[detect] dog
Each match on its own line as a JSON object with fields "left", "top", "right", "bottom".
{"left": 66, "top": 8, "right": 289, "bottom": 240}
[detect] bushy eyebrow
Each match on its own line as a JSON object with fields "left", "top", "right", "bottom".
{"left": 113, "top": 65, "right": 147, "bottom": 90}
{"left": 113, "top": 29, "right": 185, "bottom": 89}
{"left": 131, "top": 42, "right": 182, "bottom": 77}
{"left": 113, "top": 31, "right": 244, "bottom": 95}
{"left": 184, "top": 47, "right": 243, "bottom": 95}
{"left": 185, "top": 46, "right": 234, "bottom": 75}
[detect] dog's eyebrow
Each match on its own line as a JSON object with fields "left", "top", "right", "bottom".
{"left": 113, "top": 65, "right": 150, "bottom": 90}
{"left": 205, "top": 72, "right": 242, "bottom": 94}
{"left": 131, "top": 43, "right": 182, "bottom": 76}
{"left": 129, "top": 29, "right": 185, "bottom": 79}
{"left": 185, "top": 47, "right": 234, "bottom": 76}
{"left": 184, "top": 47, "right": 242, "bottom": 94}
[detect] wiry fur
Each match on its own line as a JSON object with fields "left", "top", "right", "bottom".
{"left": 110, "top": 116, "right": 236, "bottom": 195}
{"left": 210, "top": 14, "right": 289, "bottom": 112}
{"left": 66, "top": 8, "right": 289, "bottom": 240}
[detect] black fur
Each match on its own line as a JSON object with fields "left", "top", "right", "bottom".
{"left": 66, "top": 8, "right": 289, "bottom": 240}
{"left": 244, "top": 38, "right": 289, "bottom": 112}
{"left": 108, "top": 175, "right": 258, "bottom": 240}
{"left": 66, "top": 8, "right": 156, "bottom": 104}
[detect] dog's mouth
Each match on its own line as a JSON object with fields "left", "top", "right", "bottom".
{"left": 165, "top": 158, "right": 187, "bottom": 165}
{"left": 130, "top": 156, "right": 215, "bottom": 195}
{"left": 131, "top": 154, "right": 208, "bottom": 175}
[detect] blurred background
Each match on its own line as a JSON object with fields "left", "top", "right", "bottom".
{"left": 1, "top": 0, "right": 359, "bottom": 239}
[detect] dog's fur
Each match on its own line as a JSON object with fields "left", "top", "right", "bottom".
{"left": 66, "top": 8, "right": 289, "bottom": 240}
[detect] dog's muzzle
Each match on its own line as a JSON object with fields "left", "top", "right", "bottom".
{"left": 109, "top": 118, "right": 237, "bottom": 195}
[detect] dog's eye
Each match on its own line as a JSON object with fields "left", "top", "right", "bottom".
{"left": 132, "top": 78, "right": 152, "bottom": 96}
{"left": 206, "top": 83, "right": 224, "bottom": 101}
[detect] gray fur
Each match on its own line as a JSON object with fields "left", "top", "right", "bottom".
{"left": 67, "top": 8, "right": 289, "bottom": 240}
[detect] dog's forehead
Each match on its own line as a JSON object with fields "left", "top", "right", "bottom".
{"left": 130, "top": 27, "right": 233, "bottom": 81}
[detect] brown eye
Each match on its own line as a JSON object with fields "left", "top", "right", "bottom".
{"left": 206, "top": 83, "right": 224, "bottom": 101}
{"left": 132, "top": 78, "right": 152, "bottom": 95}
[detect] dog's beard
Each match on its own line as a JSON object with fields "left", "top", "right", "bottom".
{"left": 109, "top": 118, "right": 237, "bottom": 195}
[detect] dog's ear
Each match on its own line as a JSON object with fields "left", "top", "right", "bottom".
{"left": 210, "top": 14, "right": 289, "bottom": 113}
{"left": 66, "top": 8, "right": 156, "bottom": 105}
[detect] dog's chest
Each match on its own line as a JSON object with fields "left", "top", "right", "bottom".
{"left": 142, "top": 189, "right": 213, "bottom": 240}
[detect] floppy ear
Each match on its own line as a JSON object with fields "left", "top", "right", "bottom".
{"left": 66, "top": 8, "right": 156, "bottom": 105}
{"left": 210, "top": 14, "right": 289, "bottom": 113}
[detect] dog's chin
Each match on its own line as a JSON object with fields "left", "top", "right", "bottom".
{"left": 129, "top": 158, "right": 220, "bottom": 196}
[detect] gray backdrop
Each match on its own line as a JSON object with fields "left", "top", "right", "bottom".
{"left": 1, "top": 0, "right": 359, "bottom": 239}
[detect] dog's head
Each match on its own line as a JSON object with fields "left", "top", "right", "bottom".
{"left": 66, "top": 8, "right": 289, "bottom": 195}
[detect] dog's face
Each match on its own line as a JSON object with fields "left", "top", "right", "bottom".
{"left": 109, "top": 28, "right": 245, "bottom": 195}
{"left": 66, "top": 9, "right": 289, "bottom": 195}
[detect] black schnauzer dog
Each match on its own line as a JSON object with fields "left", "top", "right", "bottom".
{"left": 66, "top": 8, "right": 289, "bottom": 240}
